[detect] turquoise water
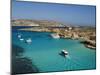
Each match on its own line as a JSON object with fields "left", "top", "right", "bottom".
{"left": 12, "top": 30, "right": 96, "bottom": 72}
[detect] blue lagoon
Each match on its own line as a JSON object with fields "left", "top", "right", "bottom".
{"left": 12, "top": 1, "right": 96, "bottom": 74}
{"left": 12, "top": 29, "right": 96, "bottom": 73}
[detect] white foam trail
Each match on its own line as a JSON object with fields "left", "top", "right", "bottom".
{"left": 66, "top": 55, "right": 71, "bottom": 59}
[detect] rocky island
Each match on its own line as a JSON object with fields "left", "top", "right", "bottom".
{"left": 12, "top": 19, "right": 96, "bottom": 49}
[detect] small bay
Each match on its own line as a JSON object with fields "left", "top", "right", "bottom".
{"left": 12, "top": 26, "right": 96, "bottom": 72}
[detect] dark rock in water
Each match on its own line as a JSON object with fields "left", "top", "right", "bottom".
{"left": 80, "top": 40, "right": 96, "bottom": 50}
{"left": 12, "top": 44, "right": 24, "bottom": 56}
{"left": 12, "top": 44, "right": 39, "bottom": 75}
{"left": 12, "top": 57, "right": 39, "bottom": 75}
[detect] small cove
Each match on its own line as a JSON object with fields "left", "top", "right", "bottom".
{"left": 12, "top": 26, "right": 96, "bottom": 72}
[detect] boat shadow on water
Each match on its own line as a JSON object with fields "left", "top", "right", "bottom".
{"left": 59, "top": 53, "right": 67, "bottom": 58}
{"left": 12, "top": 44, "right": 39, "bottom": 75}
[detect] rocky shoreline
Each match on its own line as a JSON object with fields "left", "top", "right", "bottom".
{"left": 80, "top": 39, "right": 96, "bottom": 49}
{"left": 16, "top": 26, "right": 96, "bottom": 50}
{"left": 12, "top": 19, "right": 96, "bottom": 50}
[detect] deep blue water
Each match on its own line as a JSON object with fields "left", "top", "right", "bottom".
{"left": 12, "top": 26, "right": 33, "bottom": 31}
{"left": 12, "top": 27, "right": 96, "bottom": 73}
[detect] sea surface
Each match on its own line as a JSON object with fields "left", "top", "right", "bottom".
{"left": 12, "top": 26, "right": 96, "bottom": 73}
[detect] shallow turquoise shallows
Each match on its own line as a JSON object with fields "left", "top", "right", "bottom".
{"left": 12, "top": 30, "right": 96, "bottom": 73}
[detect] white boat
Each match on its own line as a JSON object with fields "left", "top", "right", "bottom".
{"left": 17, "top": 33, "right": 22, "bottom": 38}
{"left": 19, "top": 38, "right": 24, "bottom": 41}
{"left": 60, "top": 50, "right": 68, "bottom": 57}
{"left": 51, "top": 33, "right": 60, "bottom": 39}
{"left": 25, "top": 38, "right": 32, "bottom": 44}
{"left": 18, "top": 34, "right": 21, "bottom": 38}
{"left": 61, "top": 50, "right": 68, "bottom": 55}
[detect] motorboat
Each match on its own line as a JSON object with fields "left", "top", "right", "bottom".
{"left": 17, "top": 34, "right": 22, "bottom": 38}
{"left": 61, "top": 50, "right": 68, "bottom": 55}
{"left": 25, "top": 38, "right": 32, "bottom": 44}
{"left": 19, "top": 38, "right": 24, "bottom": 41}
{"left": 51, "top": 33, "right": 60, "bottom": 39}
{"left": 59, "top": 49, "right": 68, "bottom": 57}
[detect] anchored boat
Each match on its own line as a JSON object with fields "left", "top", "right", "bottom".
{"left": 51, "top": 33, "right": 60, "bottom": 39}
{"left": 25, "top": 38, "right": 32, "bottom": 44}
{"left": 17, "top": 34, "right": 22, "bottom": 38}
{"left": 19, "top": 38, "right": 24, "bottom": 41}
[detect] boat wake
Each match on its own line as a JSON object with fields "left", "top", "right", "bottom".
{"left": 63, "top": 55, "right": 90, "bottom": 71}
{"left": 66, "top": 55, "right": 71, "bottom": 59}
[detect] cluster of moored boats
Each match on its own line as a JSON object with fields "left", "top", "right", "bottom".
{"left": 17, "top": 33, "right": 32, "bottom": 44}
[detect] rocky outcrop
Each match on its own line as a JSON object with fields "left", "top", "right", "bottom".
{"left": 12, "top": 19, "right": 96, "bottom": 50}
{"left": 80, "top": 39, "right": 96, "bottom": 49}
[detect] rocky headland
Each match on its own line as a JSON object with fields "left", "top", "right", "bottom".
{"left": 12, "top": 19, "right": 96, "bottom": 49}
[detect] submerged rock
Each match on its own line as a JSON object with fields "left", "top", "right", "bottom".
{"left": 12, "top": 44, "right": 39, "bottom": 75}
